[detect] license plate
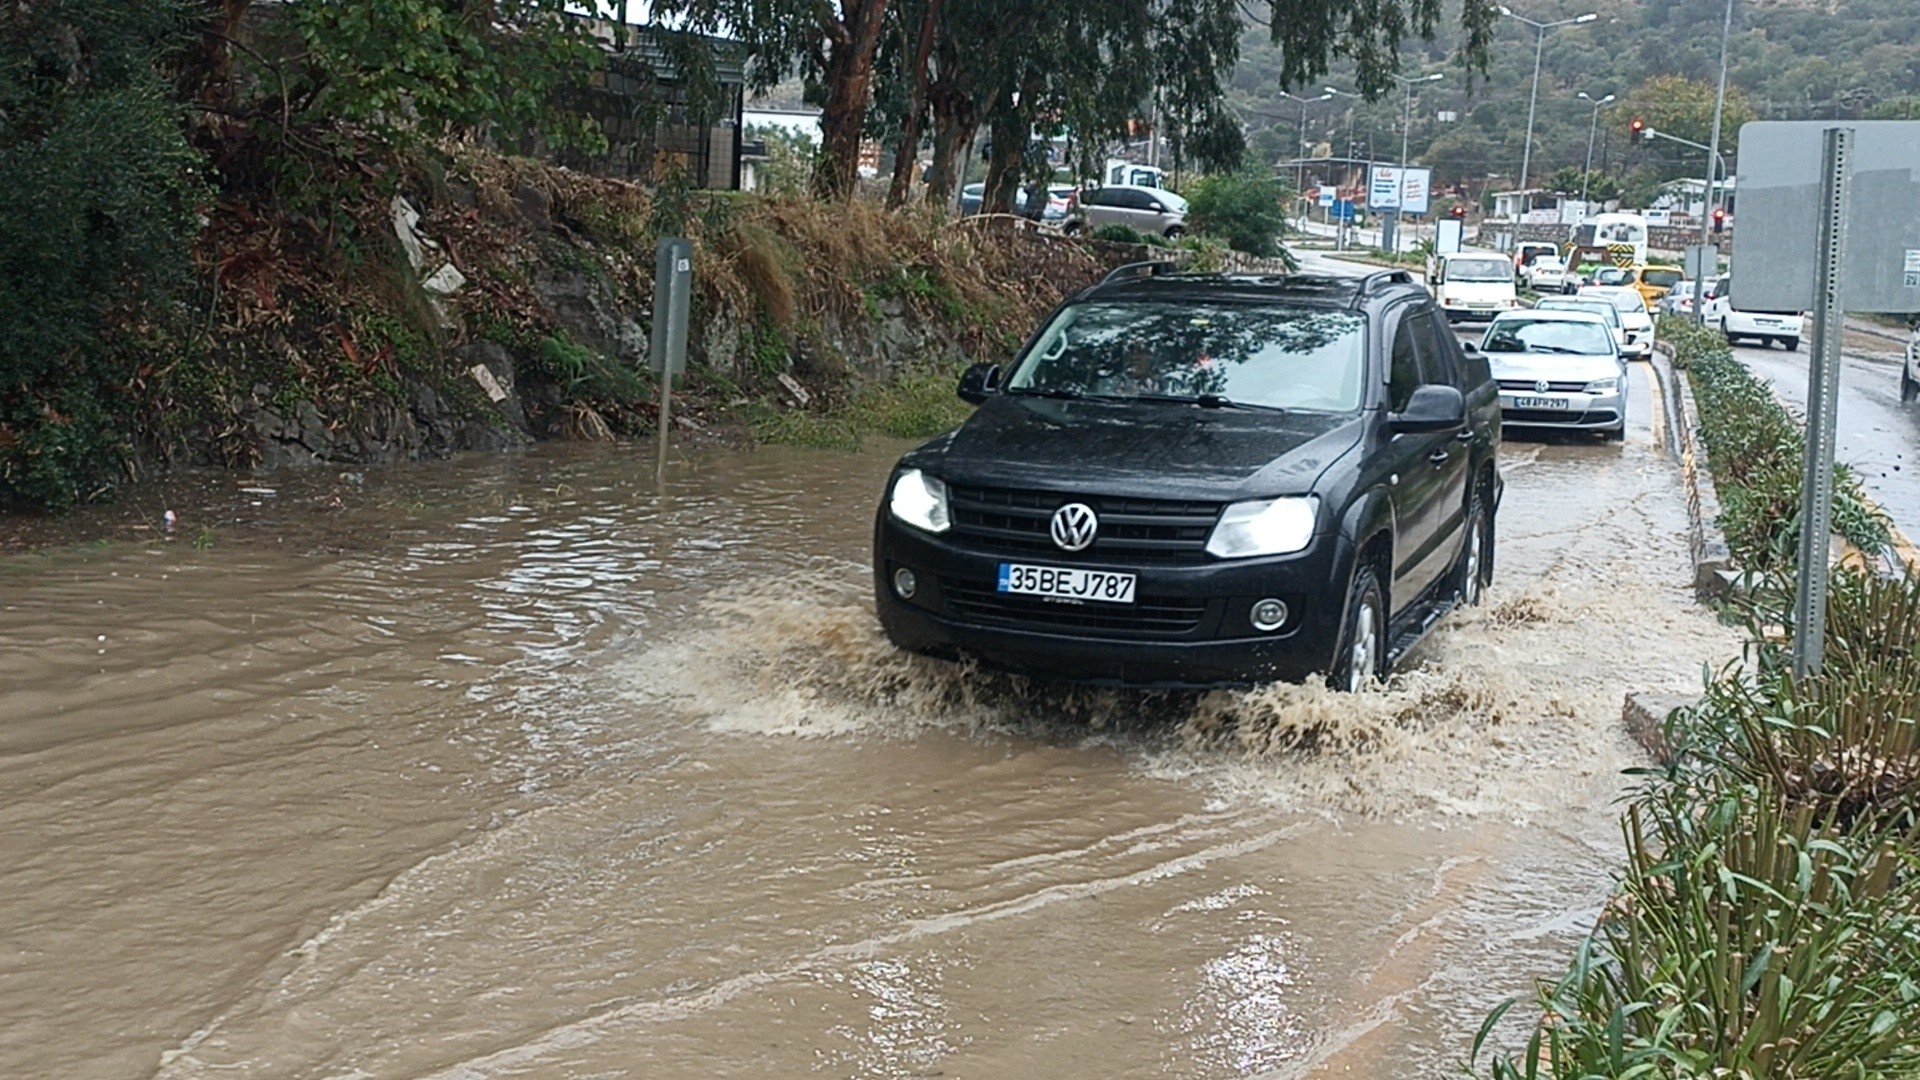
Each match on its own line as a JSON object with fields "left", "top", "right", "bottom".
{"left": 997, "top": 563, "right": 1136, "bottom": 604}
{"left": 1511, "top": 396, "right": 1569, "bottom": 410}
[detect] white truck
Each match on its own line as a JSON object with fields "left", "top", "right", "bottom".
{"left": 1427, "top": 251, "right": 1522, "bottom": 323}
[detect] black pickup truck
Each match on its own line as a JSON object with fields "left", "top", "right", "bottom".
{"left": 872, "top": 264, "right": 1504, "bottom": 690}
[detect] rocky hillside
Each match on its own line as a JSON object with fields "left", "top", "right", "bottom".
{"left": 157, "top": 140, "right": 1109, "bottom": 478}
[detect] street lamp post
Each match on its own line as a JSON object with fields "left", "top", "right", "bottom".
{"left": 1577, "top": 91, "right": 1615, "bottom": 212}
{"left": 1501, "top": 7, "right": 1598, "bottom": 200}
{"left": 1697, "top": 0, "right": 1736, "bottom": 323}
{"left": 1279, "top": 91, "right": 1333, "bottom": 195}
{"left": 1385, "top": 72, "right": 1444, "bottom": 252}
{"left": 1326, "top": 86, "right": 1366, "bottom": 250}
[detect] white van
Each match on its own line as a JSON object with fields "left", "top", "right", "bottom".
{"left": 1428, "top": 252, "right": 1521, "bottom": 323}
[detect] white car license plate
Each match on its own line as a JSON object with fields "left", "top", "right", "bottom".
{"left": 997, "top": 563, "right": 1136, "bottom": 604}
{"left": 1512, "top": 396, "right": 1569, "bottom": 410}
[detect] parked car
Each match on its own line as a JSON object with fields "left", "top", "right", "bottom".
{"left": 1576, "top": 285, "right": 1656, "bottom": 360}
{"left": 1429, "top": 251, "right": 1522, "bottom": 323}
{"left": 1523, "top": 256, "right": 1569, "bottom": 293}
{"left": 872, "top": 264, "right": 1503, "bottom": 690}
{"left": 1702, "top": 274, "right": 1804, "bottom": 351}
{"left": 1062, "top": 184, "right": 1189, "bottom": 239}
{"left": 1532, "top": 296, "right": 1630, "bottom": 357}
{"left": 1475, "top": 310, "right": 1628, "bottom": 441}
{"left": 959, "top": 183, "right": 1074, "bottom": 221}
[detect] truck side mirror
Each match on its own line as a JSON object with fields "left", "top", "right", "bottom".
{"left": 1390, "top": 385, "right": 1467, "bottom": 435}
{"left": 958, "top": 363, "right": 1003, "bottom": 404}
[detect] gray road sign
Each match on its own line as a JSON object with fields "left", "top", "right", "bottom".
{"left": 650, "top": 237, "right": 693, "bottom": 377}
{"left": 1731, "top": 121, "right": 1920, "bottom": 314}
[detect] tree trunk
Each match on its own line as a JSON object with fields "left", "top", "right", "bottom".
{"left": 925, "top": 77, "right": 975, "bottom": 211}
{"left": 811, "top": 0, "right": 893, "bottom": 202}
{"left": 981, "top": 94, "right": 1024, "bottom": 213}
{"left": 886, "top": 0, "right": 945, "bottom": 208}
{"left": 177, "top": 0, "right": 255, "bottom": 126}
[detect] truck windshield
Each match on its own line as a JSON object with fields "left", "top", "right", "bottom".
{"left": 1006, "top": 302, "right": 1368, "bottom": 412}
{"left": 1447, "top": 259, "right": 1512, "bottom": 282}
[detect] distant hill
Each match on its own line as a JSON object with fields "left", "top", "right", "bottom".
{"left": 1229, "top": 0, "right": 1918, "bottom": 197}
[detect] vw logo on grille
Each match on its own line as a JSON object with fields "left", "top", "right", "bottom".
{"left": 1050, "top": 502, "right": 1099, "bottom": 552}
{"left": 1535, "top": 379, "right": 1551, "bottom": 394}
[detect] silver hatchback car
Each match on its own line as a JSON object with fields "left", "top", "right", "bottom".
{"left": 1473, "top": 310, "right": 1629, "bottom": 440}
{"left": 1064, "top": 184, "right": 1188, "bottom": 239}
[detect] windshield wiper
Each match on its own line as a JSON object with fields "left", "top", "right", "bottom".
{"left": 1526, "top": 345, "right": 1588, "bottom": 354}
{"left": 1131, "top": 392, "right": 1263, "bottom": 410}
{"left": 1007, "top": 386, "right": 1086, "bottom": 400}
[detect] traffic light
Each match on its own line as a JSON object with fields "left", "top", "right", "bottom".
{"left": 1712, "top": 206, "right": 1727, "bottom": 234}
{"left": 1629, "top": 117, "right": 1646, "bottom": 144}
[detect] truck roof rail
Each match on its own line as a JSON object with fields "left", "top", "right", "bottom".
{"left": 1356, "top": 269, "right": 1415, "bottom": 294}
{"left": 1099, "top": 260, "right": 1182, "bottom": 285}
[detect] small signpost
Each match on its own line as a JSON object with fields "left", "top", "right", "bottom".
{"left": 1731, "top": 120, "right": 1920, "bottom": 677}
{"left": 650, "top": 237, "right": 693, "bottom": 478}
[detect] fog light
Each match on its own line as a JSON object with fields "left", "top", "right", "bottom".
{"left": 1250, "top": 598, "right": 1289, "bottom": 632}
{"left": 893, "top": 567, "right": 918, "bottom": 600}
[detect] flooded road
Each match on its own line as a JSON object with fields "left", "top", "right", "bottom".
{"left": 1729, "top": 340, "right": 1920, "bottom": 547}
{"left": 2, "top": 362, "right": 1738, "bottom": 1080}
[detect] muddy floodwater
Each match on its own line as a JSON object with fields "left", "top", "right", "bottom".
{"left": 3, "top": 374, "right": 1739, "bottom": 1080}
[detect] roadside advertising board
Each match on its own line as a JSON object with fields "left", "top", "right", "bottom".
{"left": 1368, "top": 167, "right": 1401, "bottom": 211}
{"left": 1399, "top": 168, "right": 1432, "bottom": 215}
{"left": 1317, "top": 188, "right": 1336, "bottom": 207}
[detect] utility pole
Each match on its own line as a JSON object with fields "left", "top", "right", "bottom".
{"left": 1578, "top": 91, "right": 1615, "bottom": 213}
{"left": 1695, "top": 0, "right": 1737, "bottom": 322}
{"left": 1501, "top": 7, "right": 1599, "bottom": 197}
{"left": 1281, "top": 91, "right": 1332, "bottom": 196}
{"left": 1387, "top": 72, "right": 1444, "bottom": 252}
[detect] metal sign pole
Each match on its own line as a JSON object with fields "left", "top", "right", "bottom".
{"left": 650, "top": 237, "right": 693, "bottom": 480}
{"left": 1791, "top": 127, "right": 1853, "bottom": 681}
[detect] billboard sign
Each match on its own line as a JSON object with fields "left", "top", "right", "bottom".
{"left": 1731, "top": 120, "right": 1920, "bottom": 313}
{"left": 1400, "top": 168, "right": 1432, "bottom": 215}
{"left": 1368, "top": 166, "right": 1401, "bottom": 211}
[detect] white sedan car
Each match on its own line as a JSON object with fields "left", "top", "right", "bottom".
{"left": 1524, "top": 257, "right": 1569, "bottom": 293}
{"left": 1576, "top": 285, "right": 1656, "bottom": 360}
{"left": 1474, "top": 310, "right": 1629, "bottom": 441}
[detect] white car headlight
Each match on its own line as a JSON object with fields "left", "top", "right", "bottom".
{"left": 1206, "top": 496, "right": 1318, "bottom": 559}
{"left": 889, "top": 468, "right": 951, "bottom": 534}
{"left": 1583, "top": 376, "right": 1620, "bottom": 394}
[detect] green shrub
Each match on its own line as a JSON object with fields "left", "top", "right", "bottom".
{"left": 1472, "top": 568, "right": 1920, "bottom": 1079}
{"left": 0, "top": 0, "right": 207, "bottom": 510}
{"left": 1185, "top": 170, "right": 1292, "bottom": 258}
{"left": 1090, "top": 223, "right": 1169, "bottom": 248}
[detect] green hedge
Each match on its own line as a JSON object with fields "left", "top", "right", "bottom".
{"left": 1663, "top": 316, "right": 1891, "bottom": 568}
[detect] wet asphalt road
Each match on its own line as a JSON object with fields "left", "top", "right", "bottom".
{"left": 1727, "top": 339, "right": 1920, "bottom": 547}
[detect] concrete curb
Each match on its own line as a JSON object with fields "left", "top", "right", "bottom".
{"left": 1651, "top": 340, "right": 1736, "bottom": 600}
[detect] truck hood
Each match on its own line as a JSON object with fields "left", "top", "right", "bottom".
{"left": 906, "top": 394, "right": 1365, "bottom": 500}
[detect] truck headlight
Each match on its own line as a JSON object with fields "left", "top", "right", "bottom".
{"left": 1206, "top": 497, "right": 1318, "bottom": 558}
{"left": 889, "top": 469, "right": 951, "bottom": 534}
